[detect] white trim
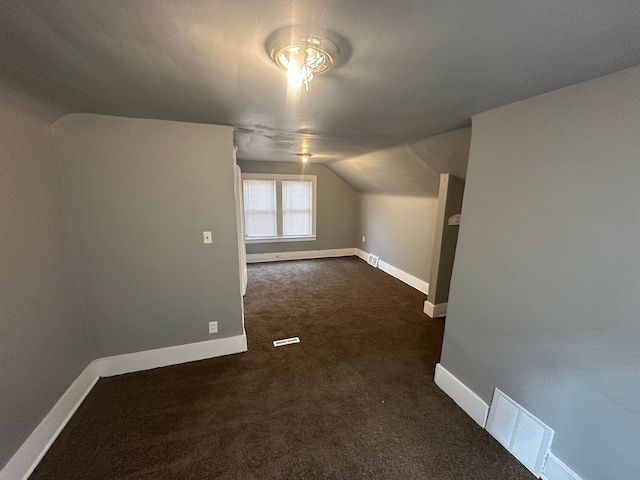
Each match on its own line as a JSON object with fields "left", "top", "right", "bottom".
{"left": 246, "top": 235, "right": 316, "bottom": 244}
{"left": 246, "top": 248, "right": 356, "bottom": 263}
{"left": 542, "top": 453, "right": 584, "bottom": 480}
{"left": 0, "top": 362, "right": 100, "bottom": 480}
{"left": 0, "top": 334, "right": 247, "bottom": 480}
{"left": 356, "top": 249, "right": 429, "bottom": 295}
{"left": 378, "top": 260, "right": 429, "bottom": 295}
{"left": 424, "top": 300, "right": 448, "bottom": 318}
{"left": 434, "top": 363, "right": 489, "bottom": 428}
{"left": 95, "top": 333, "right": 247, "bottom": 377}
{"left": 242, "top": 172, "right": 317, "bottom": 240}
{"left": 241, "top": 172, "right": 315, "bottom": 181}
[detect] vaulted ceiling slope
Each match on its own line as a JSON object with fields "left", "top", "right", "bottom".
{"left": 328, "top": 127, "right": 471, "bottom": 196}
{"left": 2, "top": 1, "right": 640, "bottom": 166}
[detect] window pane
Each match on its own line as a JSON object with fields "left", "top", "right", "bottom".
{"left": 243, "top": 179, "right": 276, "bottom": 237}
{"left": 283, "top": 180, "right": 312, "bottom": 236}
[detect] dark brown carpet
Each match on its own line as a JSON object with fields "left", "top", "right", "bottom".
{"left": 30, "top": 256, "right": 534, "bottom": 479}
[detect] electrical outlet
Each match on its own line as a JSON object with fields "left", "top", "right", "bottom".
{"left": 208, "top": 321, "right": 218, "bottom": 334}
{"left": 203, "top": 231, "right": 212, "bottom": 244}
{"left": 362, "top": 236, "right": 366, "bottom": 242}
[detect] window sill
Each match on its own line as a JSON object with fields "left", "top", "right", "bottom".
{"left": 245, "top": 236, "right": 317, "bottom": 244}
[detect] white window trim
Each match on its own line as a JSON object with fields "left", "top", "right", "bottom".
{"left": 242, "top": 172, "right": 317, "bottom": 244}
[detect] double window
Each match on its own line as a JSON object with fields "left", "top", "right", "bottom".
{"left": 242, "top": 173, "right": 317, "bottom": 243}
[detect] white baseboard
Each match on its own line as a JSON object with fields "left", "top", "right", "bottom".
{"left": 434, "top": 363, "right": 489, "bottom": 428}
{"left": 246, "top": 248, "right": 356, "bottom": 263}
{"left": 0, "top": 333, "right": 247, "bottom": 480}
{"left": 378, "top": 260, "right": 429, "bottom": 295}
{"left": 95, "top": 333, "right": 247, "bottom": 377}
{"left": 356, "top": 249, "right": 429, "bottom": 295}
{"left": 0, "top": 362, "right": 100, "bottom": 480}
{"left": 424, "top": 300, "right": 448, "bottom": 318}
{"left": 542, "top": 453, "right": 584, "bottom": 480}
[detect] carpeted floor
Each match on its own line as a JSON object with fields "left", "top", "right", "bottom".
{"left": 30, "top": 256, "right": 534, "bottom": 479}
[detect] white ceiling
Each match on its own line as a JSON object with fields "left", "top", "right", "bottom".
{"left": 2, "top": 1, "right": 640, "bottom": 171}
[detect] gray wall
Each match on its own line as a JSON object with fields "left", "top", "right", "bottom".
{"left": 358, "top": 194, "right": 439, "bottom": 283}
{"left": 237, "top": 161, "right": 358, "bottom": 254}
{"left": 429, "top": 174, "right": 464, "bottom": 305}
{"left": 54, "top": 114, "right": 243, "bottom": 358}
{"left": 0, "top": 90, "right": 90, "bottom": 467}
{"left": 441, "top": 66, "right": 640, "bottom": 480}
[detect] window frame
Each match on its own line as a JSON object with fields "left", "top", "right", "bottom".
{"left": 241, "top": 172, "right": 317, "bottom": 244}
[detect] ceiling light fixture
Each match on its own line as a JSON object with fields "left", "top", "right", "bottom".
{"left": 267, "top": 29, "right": 340, "bottom": 91}
{"left": 296, "top": 153, "right": 313, "bottom": 163}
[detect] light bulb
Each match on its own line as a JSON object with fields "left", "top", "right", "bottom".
{"left": 283, "top": 48, "right": 306, "bottom": 89}
{"left": 296, "top": 153, "right": 313, "bottom": 163}
{"left": 287, "top": 59, "right": 303, "bottom": 88}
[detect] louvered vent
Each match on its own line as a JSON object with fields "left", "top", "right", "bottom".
{"left": 273, "top": 337, "right": 300, "bottom": 347}
{"left": 367, "top": 253, "right": 379, "bottom": 267}
{"left": 486, "top": 389, "right": 554, "bottom": 476}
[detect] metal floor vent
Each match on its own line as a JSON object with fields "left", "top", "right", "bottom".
{"left": 486, "top": 388, "right": 554, "bottom": 476}
{"left": 367, "top": 253, "right": 379, "bottom": 268}
{"left": 273, "top": 336, "right": 300, "bottom": 347}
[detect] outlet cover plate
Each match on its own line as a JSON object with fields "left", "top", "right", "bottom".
{"left": 208, "top": 321, "right": 218, "bottom": 334}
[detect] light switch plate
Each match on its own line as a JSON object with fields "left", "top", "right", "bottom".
{"left": 203, "top": 231, "right": 212, "bottom": 244}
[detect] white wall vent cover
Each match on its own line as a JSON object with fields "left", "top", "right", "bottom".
{"left": 367, "top": 253, "right": 379, "bottom": 268}
{"left": 273, "top": 337, "right": 300, "bottom": 347}
{"left": 486, "top": 388, "right": 554, "bottom": 476}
